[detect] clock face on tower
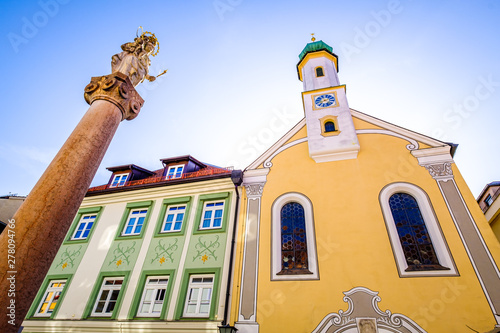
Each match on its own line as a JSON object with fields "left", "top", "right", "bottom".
{"left": 314, "top": 93, "right": 336, "bottom": 108}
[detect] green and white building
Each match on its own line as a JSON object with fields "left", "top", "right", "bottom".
{"left": 22, "top": 155, "right": 242, "bottom": 333}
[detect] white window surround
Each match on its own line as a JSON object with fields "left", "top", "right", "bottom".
{"left": 161, "top": 205, "right": 186, "bottom": 233}
{"left": 183, "top": 274, "right": 214, "bottom": 317}
{"left": 35, "top": 280, "right": 66, "bottom": 317}
{"left": 71, "top": 214, "right": 97, "bottom": 240}
{"left": 166, "top": 164, "right": 184, "bottom": 179}
{"left": 199, "top": 201, "right": 225, "bottom": 230}
{"left": 92, "top": 278, "right": 124, "bottom": 317}
{"left": 271, "top": 192, "right": 319, "bottom": 280}
{"left": 138, "top": 276, "right": 169, "bottom": 317}
{"left": 110, "top": 173, "right": 129, "bottom": 187}
{"left": 379, "top": 182, "right": 458, "bottom": 277}
{"left": 122, "top": 209, "right": 148, "bottom": 236}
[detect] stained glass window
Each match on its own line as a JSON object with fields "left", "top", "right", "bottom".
{"left": 389, "top": 193, "right": 447, "bottom": 271}
{"left": 324, "top": 121, "right": 336, "bottom": 132}
{"left": 279, "top": 202, "right": 311, "bottom": 274}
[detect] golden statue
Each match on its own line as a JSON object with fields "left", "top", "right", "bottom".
{"left": 111, "top": 29, "right": 163, "bottom": 86}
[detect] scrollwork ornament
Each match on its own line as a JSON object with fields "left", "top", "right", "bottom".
{"left": 102, "top": 78, "right": 116, "bottom": 90}
{"left": 263, "top": 161, "right": 273, "bottom": 168}
{"left": 311, "top": 287, "right": 427, "bottom": 333}
{"left": 84, "top": 72, "right": 144, "bottom": 121}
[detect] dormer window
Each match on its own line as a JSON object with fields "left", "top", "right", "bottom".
{"left": 315, "top": 67, "right": 324, "bottom": 77}
{"left": 110, "top": 173, "right": 129, "bottom": 187}
{"left": 485, "top": 194, "right": 493, "bottom": 207}
{"left": 166, "top": 165, "right": 184, "bottom": 180}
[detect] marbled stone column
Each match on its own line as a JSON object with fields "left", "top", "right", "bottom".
{"left": 0, "top": 72, "right": 143, "bottom": 332}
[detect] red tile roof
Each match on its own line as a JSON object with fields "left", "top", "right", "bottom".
{"left": 88, "top": 165, "right": 232, "bottom": 193}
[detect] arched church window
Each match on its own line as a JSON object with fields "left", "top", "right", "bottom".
{"left": 278, "top": 202, "right": 312, "bottom": 274}
{"left": 324, "top": 121, "right": 336, "bottom": 133}
{"left": 272, "top": 192, "right": 318, "bottom": 280}
{"left": 315, "top": 67, "right": 324, "bottom": 77}
{"left": 389, "top": 193, "right": 448, "bottom": 271}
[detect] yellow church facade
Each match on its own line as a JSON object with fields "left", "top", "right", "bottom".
{"left": 230, "top": 40, "right": 500, "bottom": 333}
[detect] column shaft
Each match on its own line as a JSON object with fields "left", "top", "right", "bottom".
{"left": 0, "top": 100, "right": 122, "bottom": 332}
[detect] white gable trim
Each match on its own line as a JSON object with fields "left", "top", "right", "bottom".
{"left": 246, "top": 109, "right": 453, "bottom": 171}
{"left": 351, "top": 108, "right": 449, "bottom": 149}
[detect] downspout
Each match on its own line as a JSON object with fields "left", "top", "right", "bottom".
{"left": 222, "top": 170, "right": 243, "bottom": 326}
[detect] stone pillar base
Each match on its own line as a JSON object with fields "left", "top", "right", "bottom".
{"left": 235, "top": 322, "right": 259, "bottom": 333}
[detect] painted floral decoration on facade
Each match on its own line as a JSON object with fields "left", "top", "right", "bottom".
{"left": 108, "top": 241, "right": 136, "bottom": 267}
{"left": 56, "top": 245, "right": 82, "bottom": 270}
{"left": 151, "top": 238, "right": 179, "bottom": 265}
{"left": 193, "top": 235, "right": 220, "bottom": 263}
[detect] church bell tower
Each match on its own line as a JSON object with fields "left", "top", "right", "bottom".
{"left": 297, "top": 37, "right": 360, "bottom": 163}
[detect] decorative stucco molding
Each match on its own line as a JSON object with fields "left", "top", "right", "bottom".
{"left": 423, "top": 162, "right": 454, "bottom": 181}
{"left": 245, "top": 183, "right": 265, "bottom": 198}
{"left": 312, "top": 287, "right": 426, "bottom": 333}
{"left": 410, "top": 146, "right": 455, "bottom": 181}
{"left": 356, "top": 129, "right": 419, "bottom": 151}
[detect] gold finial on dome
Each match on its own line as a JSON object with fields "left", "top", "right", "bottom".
{"left": 311, "top": 33, "right": 316, "bottom": 42}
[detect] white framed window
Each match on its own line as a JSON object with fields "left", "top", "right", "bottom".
{"left": 110, "top": 173, "right": 129, "bottom": 187}
{"left": 183, "top": 275, "right": 214, "bottom": 317}
{"left": 271, "top": 192, "right": 319, "bottom": 280}
{"left": 138, "top": 276, "right": 169, "bottom": 317}
{"left": 92, "top": 278, "right": 124, "bottom": 317}
{"left": 161, "top": 205, "right": 186, "bottom": 232}
{"left": 379, "top": 182, "right": 458, "bottom": 277}
{"left": 71, "top": 214, "right": 97, "bottom": 240}
{"left": 199, "top": 201, "right": 224, "bottom": 229}
{"left": 485, "top": 194, "right": 494, "bottom": 206}
{"left": 122, "top": 209, "right": 148, "bottom": 236}
{"left": 166, "top": 165, "right": 184, "bottom": 179}
{"left": 35, "top": 280, "right": 66, "bottom": 317}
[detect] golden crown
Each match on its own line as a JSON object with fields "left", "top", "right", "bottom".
{"left": 137, "top": 26, "right": 160, "bottom": 57}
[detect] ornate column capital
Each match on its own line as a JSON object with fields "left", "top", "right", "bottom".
{"left": 84, "top": 72, "right": 144, "bottom": 121}
{"left": 423, "top": 162, "right": 454, "bottom": 181}
{"left": 244, "top": 183, "right": 265, "bottom": 198}
{"left": 411, "top": 146, "right": 455, "bottom": 181}
{"left": 243, "top": 168, "right": 270, "bottom": 199}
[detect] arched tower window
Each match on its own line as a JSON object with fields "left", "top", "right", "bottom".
{"left": 324, "top": 121, "right": 336, "bottom": 133}
{"left": 315, "top": 67, "right": 324, "bottom": 77}
{"left": 279, "top": 202, "right": 310, "bottom": 274}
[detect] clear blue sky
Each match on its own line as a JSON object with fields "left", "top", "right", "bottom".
{"left": 1, "top": 0, "right": 499, "bottom": 197}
